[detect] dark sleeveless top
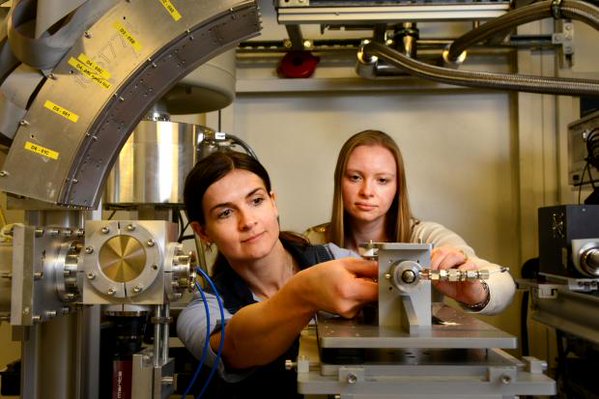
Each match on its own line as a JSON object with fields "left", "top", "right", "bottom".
{"left": 198, "top": 239, "right": 334, "bottom": 399}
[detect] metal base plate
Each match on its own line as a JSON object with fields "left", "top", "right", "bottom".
{"left": 298, "top": 316, "right": 556, "bottom": 397}
{"left": 316, "top": 304, "right": 517, "bottom": 350}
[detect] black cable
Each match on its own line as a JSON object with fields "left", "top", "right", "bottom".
{"left": 178, "top": 234, "right": 195, "bottom": 243}
{"left": 177, "top": 208, "right": 191, "bottom": 243}
{"left": 176, "top": 208, "right": 184, "bottom": 240}
{"left": 107, "top": 209, "right": 117, "bottom": 220}
{"left": 585, "top": 128, "right": 599, "bottom": 170}
{"left": 578, "top": 161, "right": 590, "bottom": 204}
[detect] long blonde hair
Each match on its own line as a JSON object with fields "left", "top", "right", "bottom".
{"left": 328, "top": 130, "right": 414, "bottom": 247}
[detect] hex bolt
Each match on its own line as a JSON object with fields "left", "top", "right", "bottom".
{"left": 31, "top": 315, "right": 41, "bottom": 322}
{"left": 500, "top": 375, "right": 512, "bottom": 384}
{"left": 147, "top": 239, "right": 155, "bottom": 247}
{"left": 402, "top": 270, "right": 417, "bottom": 284}
{"left": 33, "top": 272, "right": 44, "bottom": 280}
{"left": 346, "top": 373, "right": 358, "bottom": 384}
{"left": 384, "top": 273, "right": 391, "bottom": 280}
{"left": 126, "top": 224, "right": 135, "bottom": 231}
{"left": 22, "top": 307, "right": 30, "bottom": 315}
{"left": 107, "top": 288, "right": 116, "bottom": 296}
{"left": 84, "top": 31, "right": 92, "bottom": 38}
{"left": 161, "top": 376, "right": 174, "bottom": 385}
{"left": 87, "top": 272, "right": 96, "bottom": 280}
{"left": 85, "top": 246, "right": 94, "bottom": 254}
{"left": 18, "top": 120, "right": 29, "bottom": 126}
{"left": 101, "top": 227, "right": 110, "bottom": 234}
{"left": 133, "top": 285, "right": 143, "bottom": 293}
{"left": 0, "top": 170, "right": 8, "bottom": 177}
{"left": 45, "top": 310, "right": 57, "bottom": 319}
{"left": 285, "top": 360, "right": 296, "bottom": 370}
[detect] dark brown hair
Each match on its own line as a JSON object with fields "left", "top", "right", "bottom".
{"left": 183, "top": 151, "right": 307, "bottom": 276}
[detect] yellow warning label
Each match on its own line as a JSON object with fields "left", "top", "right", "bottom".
{"left": 44, "top": 100, "right": 79, "bottom": 123}
{"left": 159, "top": 0, "right": 182, "bottom": 21}
{"left": 113, "top": 21, "right": 142, "bottom": 52}
{"left": 68, "top": 57, "right": 112, "bottom": 89}
{"left": 24, "top": 141, "right": 59, "bottom": 160}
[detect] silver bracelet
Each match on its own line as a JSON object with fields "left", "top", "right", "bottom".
{"left": 466, "top": 280, "right": 490, "bottom": 311}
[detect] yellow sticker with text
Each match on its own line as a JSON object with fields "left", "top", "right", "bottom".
{"left": 113, "top": 21, "right": 142, "bottom": 52}
{"left": 159, "top": 0, "right": 182, "bottom": 21}
{"left": 44, "top": 100, "right": 79, "bottom": 123}
{"left": 68, "top": 57, "right": 112, "bottom": 89}
{"left": 76, "top": 53, "right": 112, "bottom": 80}
{"left": 24, "top": 141, "right": 59, "bottom": 160}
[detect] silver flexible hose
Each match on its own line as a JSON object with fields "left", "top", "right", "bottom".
{"left": 361, "top": 40, "right": 599, "bottom": 96}
{"left": 446, "top": 0, "right": 599, "bottom": 62}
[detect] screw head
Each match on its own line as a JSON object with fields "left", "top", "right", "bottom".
{"left": 346, "top": 373, "right": 358, "bottom": 384}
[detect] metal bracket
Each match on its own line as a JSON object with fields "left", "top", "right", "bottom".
{"left": 522, "top": 356, "right": 548, "bottom": 375}
{"left": 552, "top": 20, "right": 574, "bottom": 65}
{"left": 535, "top": 283, "right": 560, "bottom": 299}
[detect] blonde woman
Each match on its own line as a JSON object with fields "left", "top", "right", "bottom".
{"left": 305, "top": 129, "right": 515, "bottom": 315}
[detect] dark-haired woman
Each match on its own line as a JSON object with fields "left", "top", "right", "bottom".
{"left": 177, "top": 151, "right": 378, "bottom": 398}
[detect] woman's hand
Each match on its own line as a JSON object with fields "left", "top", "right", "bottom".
{"left": 297, "top": 257, "right": 379, "bottom": 318}
{"left": 430, "top": 246, "right": 488, "bottom": 306}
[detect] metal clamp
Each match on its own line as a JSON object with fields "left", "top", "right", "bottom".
{"left": 551, "top": 0, "right": 563, "bottom": 20}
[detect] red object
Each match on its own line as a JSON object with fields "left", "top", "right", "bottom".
{"left": 277, "top": 51, "right": 320, "bottom": 78}
{"left": 112, "top": 359, "right": 132, "bottom": 399}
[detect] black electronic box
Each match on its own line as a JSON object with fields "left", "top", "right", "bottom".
{"left": 538, "top": 205, "right": 599, "bottom": 278}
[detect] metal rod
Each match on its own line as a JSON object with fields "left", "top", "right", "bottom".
{"left": 161, "top": 303, "right": 169, "bottom": 365}
{"left": 153, "top": 305, "right": 161, "bottom": 368}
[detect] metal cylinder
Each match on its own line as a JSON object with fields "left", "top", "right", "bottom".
{"left": 104, "top": 120, "right": 200, "bottom": 205}
{"left": 163, "top": 51, "right": 237, "bottom": 115}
